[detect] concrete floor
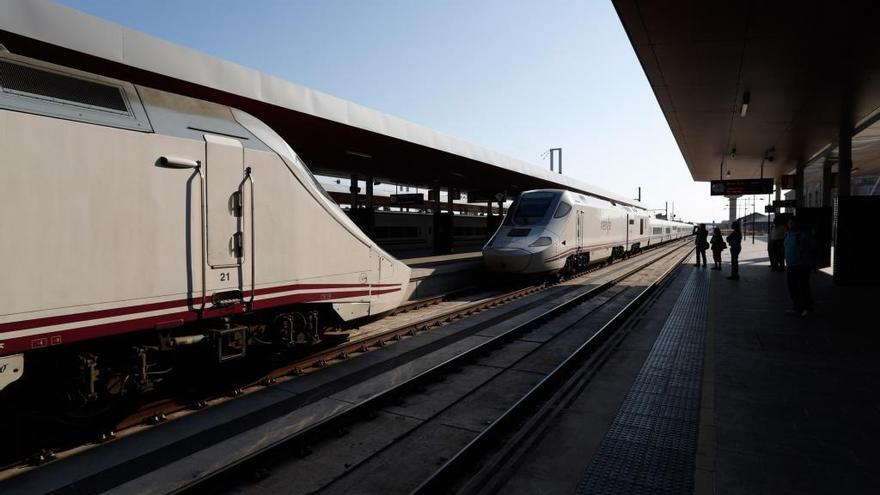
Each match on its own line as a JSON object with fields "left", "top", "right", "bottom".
{"left": 707, "top": 240, "right": 880, "bottom": 494}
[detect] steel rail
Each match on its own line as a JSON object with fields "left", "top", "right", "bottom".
{"left": 410, "top": 245, "right": 694, "bottom": 494}
{"left": 173, "top": 242, "right": 693, "bottom": 494}
{"left": 265, "top": 239, "right": 692, "bottom": 380}
{"left": 0, "top": 239, "right": 691, "bottom": 485}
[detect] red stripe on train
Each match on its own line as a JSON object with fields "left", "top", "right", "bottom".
{"left": 0, "top": 287, "right": 401, "bottom": 355}
{"left": 0, "top": 283, "right": 401, "bottom": 333}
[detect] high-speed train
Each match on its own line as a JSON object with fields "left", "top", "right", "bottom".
{"left": 0, "top": 53, "right": 411, "bottom": 418}
{"left": 483, "top": 189, "right": 693, "bottom": 274}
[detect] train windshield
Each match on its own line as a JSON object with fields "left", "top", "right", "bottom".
{"left": 505, "top": 191, "right": 559, "bottom": 225}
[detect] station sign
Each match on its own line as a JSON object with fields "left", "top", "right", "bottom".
{"left": 765, "top": 205, "right": 775, "bottom": 213}
{"left": 710, "top": 178, "right": 773, "bottom": 196}
{"left": 467, "top": 190, "right": 496, "bottom": 202}
{"left": 389, "top": 193, "right": 424, "bottom": 206}
{"left": 773, "top": 199, "right": 797, "bottom": 208}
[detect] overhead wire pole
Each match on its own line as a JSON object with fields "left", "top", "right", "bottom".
{"left": 543, "top": 148, "right": 563, "bottom": 174}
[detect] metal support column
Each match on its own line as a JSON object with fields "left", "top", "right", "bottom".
{"left": 728, "top": 197, "right": 737, "bottom": 224}
{"left": 364, "top": 175, "right": 375, "bottom": 237}
{"left": 822, "top": 158, "right": 833, "bottom": 207}
{"left": 835, "top": 117, "right": 854, "bottom": 284}
{"left": 349, "top": 174, "right": 360, "bottom": 210}
{"left": 795, "top": 165, "right": 805, "bottom": 207}
{"left": 838, "top": 125, "right": 852, "bottom": 198}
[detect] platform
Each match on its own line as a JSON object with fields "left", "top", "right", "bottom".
{"left": 402, "top": 250, "right": 486, "bottom": 301}
{"left": 494, "top": 239, "right": 880, "bottom": 494}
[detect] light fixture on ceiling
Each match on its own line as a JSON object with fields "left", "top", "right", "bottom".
{"left": 345, "top": 150, "right": 372, "bottom": 159}
{"left": 740, "top": 91, "right": 750, "bottom": 117}
{"left": 727, "top": 170, "right": 731, "bottom": 176}
{"left": 729, "top": 147, "right": 737, "bottom": 159}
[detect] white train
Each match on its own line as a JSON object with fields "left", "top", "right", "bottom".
{"left": 483, "top": 189, "right": 693, "bottom": 274}
{"left": 0, "top": 53, "right": 411, "bottom": 410}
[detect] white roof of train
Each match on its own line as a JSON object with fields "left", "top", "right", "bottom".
{"left": 0, "top": 0, "right": 649, "bottom": 210}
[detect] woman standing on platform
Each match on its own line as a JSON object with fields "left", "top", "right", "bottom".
{"left": 726, "top": 221, "right": 742, "bottom": 280}
{"left": 695, "top": 224, "right": 709, "bottom": 267}
{"left": 710, "top": 227, "right": 726, "bottom": 270}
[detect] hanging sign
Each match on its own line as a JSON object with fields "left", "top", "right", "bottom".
{"left": 710, "top": 178, "right": 774, "bottom": 196}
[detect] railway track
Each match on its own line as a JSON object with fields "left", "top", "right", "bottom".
{"left": 0, "top": 239, "right": 692, "bottom": 492}
{"left": 153, "top": 241, "right": 691, "bottom": 495}
{"left": 180, "top": 240, "right": 691, "bottom": 493}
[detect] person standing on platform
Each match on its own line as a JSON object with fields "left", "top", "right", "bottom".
{"left": 784, "top": 217, "right": 814, "bottom": 316}
{"left": 769, "top": 216, "right": 787, "bottom": 271}
{"left": 710, "top": 227, "right": 726, "bottom": 270}
{"left": 726, "top": 221, "right": 742, "bottom": 280}
{"left": 694, "top": 223, "right": 709, "bottom": 267}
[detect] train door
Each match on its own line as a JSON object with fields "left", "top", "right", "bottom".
{"left": 204, "top": 134, "right": 248, "bottom": 306}
{"left": 625, "top": 214, "right": 631, "bottom": 250}
{"left": 576, "top": 209, "right": 584, "bottom": 251}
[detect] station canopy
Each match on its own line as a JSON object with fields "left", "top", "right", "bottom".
{"left": 0, "top": 0, "right": 647, "bottom": 208}
{"left": 613, "top": 0, "right": 880, "bottom": 184}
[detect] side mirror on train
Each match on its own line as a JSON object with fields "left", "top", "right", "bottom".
{"left": 156, "top": 156, "right": 200, "bottom": 169}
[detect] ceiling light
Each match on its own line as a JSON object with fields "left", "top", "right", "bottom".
{"left": 345, "top": 150, "right": 372, "bottom": 159}
{"left": 740, "top": 91, "right": 750, "bottom": 117}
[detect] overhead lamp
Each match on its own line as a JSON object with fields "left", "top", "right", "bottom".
{"left": 740, "top": 91, "right": 750, "bottom": 117}
{"left": 729, "top": 147, "right": 737, "bottom": 159}
{"left": 345, "top": 150, "right": 372, "bottom": 159}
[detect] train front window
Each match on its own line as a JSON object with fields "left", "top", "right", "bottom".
{"left": 505, "top": 192, "right": 558, "bottom": 225}
{"left": 554, "top": 201, "right": 572, "bottom": 218}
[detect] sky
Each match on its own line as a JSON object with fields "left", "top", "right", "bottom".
{"left": 55, "top": 0, "right": 735, "bottom": 223}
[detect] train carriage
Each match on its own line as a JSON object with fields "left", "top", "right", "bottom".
{"left": 0, "top": 53, "right": 411, "bottom": 406}
{"left": 483, "top": 189, "right": 692, "bottom": 274}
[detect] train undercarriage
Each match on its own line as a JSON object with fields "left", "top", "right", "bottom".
{"left": 0, "top": 304, "right": 349, "bottom": 465}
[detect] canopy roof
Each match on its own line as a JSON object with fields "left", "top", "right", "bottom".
{"left": 0, "top": 0, "right": 646, "bottom": 208}
{"left": 613, "top": 0, "right": 880, "bottom": 183}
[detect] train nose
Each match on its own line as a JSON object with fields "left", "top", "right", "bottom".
{"left": 482, "top": 248, "right": 535, "bottom": 273}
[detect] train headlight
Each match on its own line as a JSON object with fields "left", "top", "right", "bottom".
{"left": 529, "top": 236, "right": 552, "bottom": 247}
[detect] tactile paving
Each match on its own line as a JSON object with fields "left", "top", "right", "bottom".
{"left": 577, "top": 269, "right": 709, "bottom": 494}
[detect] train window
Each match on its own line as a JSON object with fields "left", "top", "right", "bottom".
{"left": 507, "top": 192, "right": 557, "bottom": 225}
{"left": 0, "top": 60, "right": 127, "bottom": 111}
{"left": 0, "top": 57, "right": 152, "bottom": 132}
{"left": 666, "top": 228, "right": 671, "bottom": 234}
{"left": 553, "top": 201, "right": 572, "bottom": 218}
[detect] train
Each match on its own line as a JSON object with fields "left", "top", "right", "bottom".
{"left": 483, "top": 189, "right": 693, "bottom": 274}
{"left": 0, "top": 53, "right": 411, "bottom": 419}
